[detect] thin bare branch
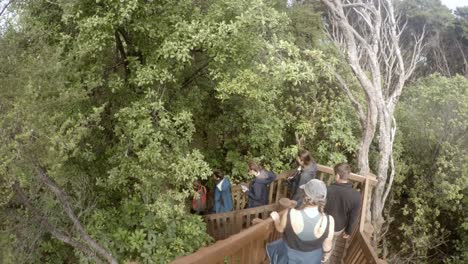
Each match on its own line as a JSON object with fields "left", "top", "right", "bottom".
{"left": 331, "top": 69, "right": 366, "bottom": 128}
{"left": 0, "top": 0, "right": 15, "bottom": 17}
{"left": 12, "top": 182, "right": 105, "bottom": 264}
{"left": 31, "top": 164, "right": 118, "bottom": 264}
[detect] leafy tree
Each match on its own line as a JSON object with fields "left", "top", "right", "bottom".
{"left": 397, "top": 0, "right": 468, "bottom": 77}
{"left": 385, "top": 75, "right": 468, "bottom": 263}
{"left": 0, "top": 0, "right": 348, "bottom": 263}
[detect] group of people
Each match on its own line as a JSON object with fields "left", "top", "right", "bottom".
{"left": 269, "top": 150, "right": 361, "bottom": 264}
{"left": 191, "top": 149, "right": 361, "bottom": 264}
{"left": 191, "top": 161, "right": 278, "bottom": 214}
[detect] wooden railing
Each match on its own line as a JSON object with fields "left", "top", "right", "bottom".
{"left": 229, "top": 171, "right": 290, "bottom": 211}
{"left": 229, "top": 165, "right": 371, "bottom": 212}
{"left": 204, "top": 203, "right": 280, "bottom": 241}
{"left": 172, "top": 211, "right": 284, "bottom": 264}
{"left": 343, "top": 177, "right": 382, "bottom": 264}
{"left": 172, "top": 165, "right": 381, "bottom": 264}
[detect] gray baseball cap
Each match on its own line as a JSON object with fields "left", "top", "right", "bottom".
{"left": 299, "top": 179, "right": 327, "bottom": 201}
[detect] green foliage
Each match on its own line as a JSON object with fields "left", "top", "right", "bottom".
{"left": 397, "top": 0, "right": 468, "bottom": 77}
{"left": 4, "top": 1, "right": 465, "bottom": 263}
{"left": 387, "top": 75, "right": 468, "bottom": 263}
{"left": 0, "top": 0, "right": 357, "bottom": 263}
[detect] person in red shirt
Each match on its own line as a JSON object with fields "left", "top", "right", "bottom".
{"left": 191, "top": 180, "right": 207, "bottom": 215}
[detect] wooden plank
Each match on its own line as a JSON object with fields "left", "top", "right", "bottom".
{"left": 316, "top": 164, "right": 376, "bottom": 184}
{"left": 355, "top": 252, "right": 366, "bottom": 264}
{"left": 274, "top": 180, "right": 281, "bottom": 203}
{"left": 346, "top": 238, "right": 360, "bottom": 262}
{"left": 350, "top": 250, "right": 363, "bottom": 264}
{"left": 171, "top": 214, "right": 279, "bottom": 263}
{"left": 188, "top": 166, "right": 380, "bottom": 264}
{"left": 228, "top": 253, "right": 236, "bottom": 264}
{"left": 360, "top": 233, "right": 380, "bottom": 263}
{"left": 360, "top": 178, "right": 370, "bottom": 232}
{"left": 241, "top": 241, "right": 249, "bottom": 264}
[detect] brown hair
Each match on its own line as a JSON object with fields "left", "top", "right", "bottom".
{"left": 248, "top": 161, "right": 263, "bottom": 172}
{"left": 298, "top": 149, "right": 315, "bottom": 166}
{"left": 334, "top": 163, "right": 351, "bottom": 180}
{"left": 301, "top": 195, "right": 326, "bottom": 214}
{"left": 212, "top": 170, "right": 224, "bottom": 180}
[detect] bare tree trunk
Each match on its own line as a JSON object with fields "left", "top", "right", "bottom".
{"left": 455, "top": 39, "right": 468, "bottom": 78}
{"left": 358, "top": 100, "right": 377, "bottom": 176}
{"left": 321, "top": 0, "right": 425, "bottom": 245}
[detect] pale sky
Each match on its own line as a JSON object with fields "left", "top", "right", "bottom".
{"left": 440, "top": 0, "right": 467, "bottom": 10}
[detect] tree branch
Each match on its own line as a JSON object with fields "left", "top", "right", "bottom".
{"left": 331, "top": 68, "right": 366, "bottom": 128}
{"left": 12, "top": 182, "right": 104, "bottom": 264}
{"left": 0, "top": 0, "right": 15, "bottom": 17}
{"left": 31, "top": 163, "right": 118, "bottom": 264}
{"left": 381, "top": 116, "right": 396, "bottom": 206}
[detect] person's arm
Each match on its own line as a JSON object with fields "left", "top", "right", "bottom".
{"left": 247, "top": 183, "right": 262, "bottom": 202}
{"left": 267, "top": 171, "right": 277, "bottom": 181}
{"left": 345, "top": 195, "right": 361, "bottom": 236}
{"left": 322, "top": 215, "right": 335, "bottom": 263}
{"left": 220, "top": 179, "right": 230, "bottom": 191}
{"left": 270, "top": 209, "right": 288, "bottom": 233}
{"left": 287, "top": 168, "right": 301, "bottom": 181}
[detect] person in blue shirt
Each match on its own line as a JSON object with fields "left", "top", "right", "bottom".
{"left": 213, "top": 170, "right": 233, "bottom": 213}
{"left": 242, "top": 161, "right": 277, "bottom": 208}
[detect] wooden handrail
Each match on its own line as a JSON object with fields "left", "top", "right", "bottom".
{"left": 343, "top": 176, "right": 381, "bottom": 264}
{"left": 316, "top": 164, "right": 377, "bottom": 185}
{"left": 359, "top": 177, "right": 370, "bottom": 232}
{"left": 204, "top": 203, "right": 279, "bottom": 241}
{"left": 172, "top": 210, "right": 286, "bottom": 264}
{"left": 228, "top": 164, "right": 376, "bottom": 212}
{"left": 174, "top": 165, "right": 382, "bottom": 264}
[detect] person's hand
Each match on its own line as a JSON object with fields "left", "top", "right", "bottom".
{"left": 270, "top": 211, "right": 280, "bottom": 222}
{"left": 343, "top": 233, "right": 350, "bottom": 239}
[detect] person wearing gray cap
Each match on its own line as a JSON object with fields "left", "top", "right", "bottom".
{"left": 267, "top": 179, "right": 335, "bottom": 264}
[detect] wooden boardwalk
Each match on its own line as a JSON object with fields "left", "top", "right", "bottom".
{"left": 172, "top": 165, "right": 381, "bottom": 264}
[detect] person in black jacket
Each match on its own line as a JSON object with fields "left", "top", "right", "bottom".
{"left": 288, "top": 149, "right": 318, "bottom": 203}
{"left": 324, "top": 162, "right": 361, "bottom": 263}
{"left": 242, "top": 161, "right": 277, "bottom": 208}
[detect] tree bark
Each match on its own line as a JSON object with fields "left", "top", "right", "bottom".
{"left": 12, "top": 182, "right": 105, "bottom": 264}
{"left": 321, "top": 0, "right": 425, "bottom": 243}
{"left": 31, "top": 164, "right": 118, "bottom": 264}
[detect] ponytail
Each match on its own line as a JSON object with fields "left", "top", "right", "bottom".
{"left": 317, "top": 200, "right": 325, "bottom": 215}
{"left": 300, "top": 196, "right": 326, "bottom": 213}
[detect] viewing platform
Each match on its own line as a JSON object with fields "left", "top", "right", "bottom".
{"left": 172, "top": 165, "right": 384, "bottom": 264}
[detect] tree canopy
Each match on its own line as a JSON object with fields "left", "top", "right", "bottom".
{"left": 0, "top": 0, "right": 466, "bottom": 263}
